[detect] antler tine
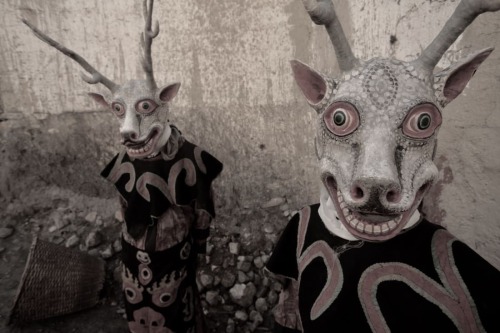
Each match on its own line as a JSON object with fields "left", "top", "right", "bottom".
{"left": 416, "top": 0, "right": 500, "bottom": 71}
{"left": 22, "top": 18, "right": 118, "bottom": 92}
{"left": 141, "top": 0, "right": 159, "bottom": 90}
{"left": 301, "top": 0, "right": 359, "bottom": 72}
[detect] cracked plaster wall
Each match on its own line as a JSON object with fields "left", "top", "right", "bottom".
{"left": 1, "top": 0, "right": 499, "bottom": 267}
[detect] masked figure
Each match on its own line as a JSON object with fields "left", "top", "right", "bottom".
{"left": 23, "top": 1, "right": 222, "bottom": 332}
{"left": 266, "top": 0, "right": 500, "bottom": 332}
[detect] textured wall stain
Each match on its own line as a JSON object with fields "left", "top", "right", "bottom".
{"left": 422, "top": 154, "right": 454, "bottom": 225}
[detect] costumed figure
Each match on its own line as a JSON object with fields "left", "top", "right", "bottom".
{"left": 23, "top": 1, "right": 222, "bottom": 332}
{"left": 266, "top": 0, "right": 500, "bottom": 332}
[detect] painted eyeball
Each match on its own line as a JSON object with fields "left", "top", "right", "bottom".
{"left": 323, "top": 102, "right": 360, "bottom": 136}
{"left": 159, "top": 293, "right": 172, "bottom": 305}
{"left": 402, "top": 103, "right": 442, "bottom": 139}
{"left": 136, "top": 99, "right": 158, "bottom": 114}
{"left": 111, "top": 102, "right": 125, "bottom": 117}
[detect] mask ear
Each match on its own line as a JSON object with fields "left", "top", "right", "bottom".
{"left": 434, "top": 48, "right": 493, "bottom": 107}
{"left": 158, "top": 83, "right": 181, "bottom": 102}
{"left": 88, "top": 92, "right": 110, "bottom": 109}
{"left": 291, "top": 60, "right": 331, "bottom": 112}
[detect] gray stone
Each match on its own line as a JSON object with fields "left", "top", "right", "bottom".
{"left": 253, "top": 256, "right": 264, "bottom": 269}
{"left": 229, "top": 282, "right": 257, "bottom": 307}
{"left": 262, "top": 197, "right": 286, "bottom": 208}
{"left": 88, "top": 248, "right": 100, "bottom": 257}
{"left": 200, "top": 273, "right": 214, "bottom": 288}
{"left": 234, "top": 310, "right": 248, "bottom": 322}
{"left": 267, "top": 290, "right": 278, "bottom": 305}
{"left": 255, "top": 297, "right": 268, "bottom": 313}
{"left": 237, "top": 260, "right": 252, "bottom": 273}
{"left": 272, "top": 281, "right": 283, "bottom": 292}
{"left": 263, "top": 224, "right": 275, "bottom": 234}
{"left": 85, "top": 230, "right": 103, "bottom": 248}
{"left": 279, "top": 203, "right": 289, "bottom": 211}
{"left": 114, "top": 210, "right": 123, "bottom": 223}
{"left": 49, "top": 210, "right": 69, "bottom": 231}
{"left": 205, "top": 290, "right": 220, "bottom": 306}
{"left": 228, "top": 242, "right": 240, "bottom": 255}
{"left": 100, "top": 245, "right": 114, "bottom": 259}
{"left": 221, "top": 271, "right": 236, "bottom": 288}
{"left": 65, "top": 234, "right": 80, "bottom": 248}
{"left": 238, "top": 271, "right": 250, "bottom": 283}
{"left": 113, "top": 239, "right": 122, "bottom": 253}
{"left": 249, "top": 310, "right": 264, "bottom": 327}
{"left": 85, "top": 211, "right": 98, "bottom": 223}
{"left": 0, "top": 226, "right": 14, "bottom": 239}
{"left": 206, "top": 242, "right": 214, "bottom": 255}
{"left": 226, "top": 318, "right": 235, "bottom": 333}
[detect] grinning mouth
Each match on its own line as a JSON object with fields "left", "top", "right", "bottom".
{"left": 123, "top": 128, "right": 160, "bottom": 158}
{"left": 325, "top": 175, "right": 428, "bottom": 241}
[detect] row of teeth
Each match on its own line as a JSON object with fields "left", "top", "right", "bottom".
{"left": 127, "top": 137, "right": 154, "bottom": 155}
{"left": 337, "top": 190, "right": 402, "bottom": 235}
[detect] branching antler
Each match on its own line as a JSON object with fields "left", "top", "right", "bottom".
{"left": 140, "top": 0, "right": 160, "bottom": 90}
{"left": 415, "top": 0, "right": 500, "bottom": 71}
{"left": 301, "top": 0, "right": 359, "bottom": 72}
{"left": 22, "top": 19, "right": 118, "bottom": 92}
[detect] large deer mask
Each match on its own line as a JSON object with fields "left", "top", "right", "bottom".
{"left": 23, "top": 0, "right": 179, "bottom": 159}
{"left": 295, "top": 0, "right": 500, "bottom": 241}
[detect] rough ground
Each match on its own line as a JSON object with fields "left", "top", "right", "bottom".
{"left": 0, "top": 185, "right": 293, "bottom": 333}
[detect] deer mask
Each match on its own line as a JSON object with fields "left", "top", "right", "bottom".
{"left": 295, "top": 0, "right": 500, "bottom": 241}
{"left": 23, "top": 0, "right": 179, "bottom": 159}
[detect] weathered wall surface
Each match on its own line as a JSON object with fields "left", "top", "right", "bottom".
{"left": 1, "top": 1, "right": 499, "bottom": 267}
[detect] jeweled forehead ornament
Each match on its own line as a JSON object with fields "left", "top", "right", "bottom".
{"left": 22, "top": 0, "right": 180, "bottom": 159}
{"left": 295, "top": 0, "right": 500, "bottom": 241}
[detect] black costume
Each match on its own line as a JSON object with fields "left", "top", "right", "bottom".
{"left": 266, "top": 204, "right": 500, "bottom": 332}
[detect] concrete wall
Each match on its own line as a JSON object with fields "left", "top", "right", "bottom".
{"left": 1, "top": 0, "right": 499, "bottom": 267}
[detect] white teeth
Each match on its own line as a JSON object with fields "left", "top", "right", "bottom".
{"left": 346, "top": 215, "right": 353, "bottom": 222}
{"left": 356, "top": 223, "right": 364, "bottom": 232}
{"left": 373, "top": 225, "right": 381, "bottom": 235}
{"left": 380, "top": 223, "right": 389, "bottom": 234}
{"left": 388, "top": 220, "right": 397, "bottom": 230}
{"left": 365, "top": 224, "right": 373, "bottom": 233}
{"left": 342, "top": 208, "right": 349, "bottom": 216}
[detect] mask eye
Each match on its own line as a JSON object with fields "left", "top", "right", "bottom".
{"left": 136, "top": 99, "right": 158, "bottom": 114}
{"left": 111, "top": 102, "right": 125, "bottom": 117}
{"left": 402, "top": 103, "right": 442, "bottom": 139}
{"left": 323, "top": 102, "right": 360, "bottom": 136}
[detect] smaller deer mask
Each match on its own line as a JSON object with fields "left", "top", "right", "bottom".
{"left": 23, "top": 0, "right": 179, "bottom": 159}
{"left": 295, "top": 0, "right": 500, "bottom": 241}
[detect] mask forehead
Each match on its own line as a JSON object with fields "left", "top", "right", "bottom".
{"left": 113, "top": 80, "right": 157, "bottom": 104}
{"left": 334, "top": 59, "right": 437, "bottom": 124}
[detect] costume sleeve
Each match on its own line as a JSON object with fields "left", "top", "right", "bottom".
{"left": 266, "top": 213, "right": 300, "bottom": 280}
{"left": 452, "top": 240, "right": 500, "bottom": 332}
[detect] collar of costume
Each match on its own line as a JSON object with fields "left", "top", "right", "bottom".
{"left": 318, "top": 185, "right": 421, "bottom": 241}
{"left": 101, "top": 126, "right": 223, "bottom": 240}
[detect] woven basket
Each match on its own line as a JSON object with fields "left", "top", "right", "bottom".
{"left": 9, "top": 237, "right": 106, "bottom": 323}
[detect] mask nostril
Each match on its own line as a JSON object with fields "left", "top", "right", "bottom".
{"left": 386, "top": 189, "right": 402, "bottom": 203}
{"left": 351, "top": 185, "right": 364, "bottom": 200}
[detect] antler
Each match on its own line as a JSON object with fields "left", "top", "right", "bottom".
{"left": 415, "top": 0, "right": 500, "bottom": 71}
{"left": 22, "top": 19, "right": 118, "bottom": 92}
{"left": 300, "top": 0, "right": 359, "bottom": 72}
{"left": 140, "top": 0, "right": 160, "bottom": 90}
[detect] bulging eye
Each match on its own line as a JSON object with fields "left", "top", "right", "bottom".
{"left": 111, "top": 102, "right": 125, "bottom": 117}
{"left": 402, "top": 103, "right": 442, "bottom": 139}
{"left": 323, "top": 102, "right": 360, "bottom": 136}
{"left": 136, "top": 99, "right": 158, "bottom": 114}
